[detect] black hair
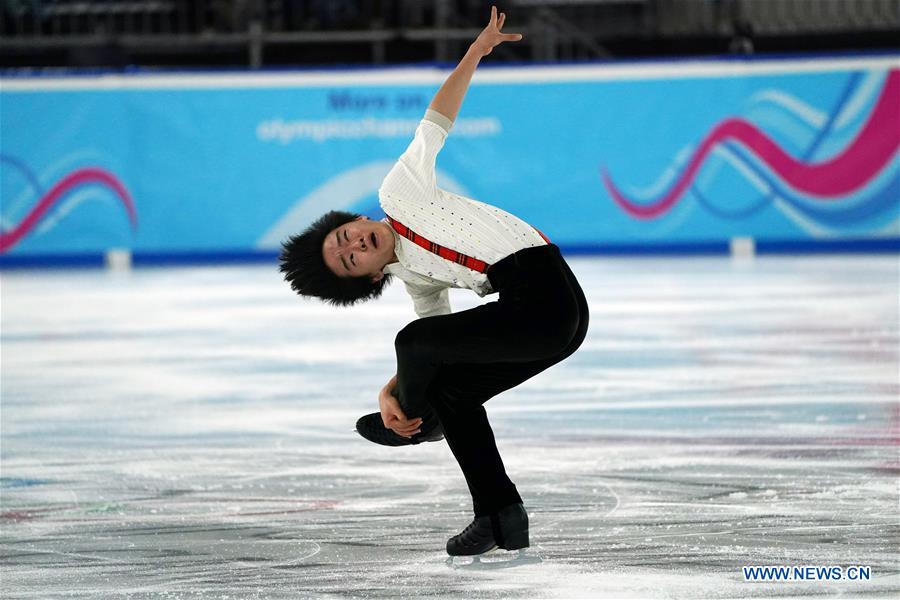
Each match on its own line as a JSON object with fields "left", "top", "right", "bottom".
{"left": 279, "top": 210, "right": 393, "bottom": 307}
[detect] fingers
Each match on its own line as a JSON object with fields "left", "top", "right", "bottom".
{"left": 384, "top": 414, "right": 423, "bottom": 438}
{"left": 395, "top": 415, "right": 422, "bottom": 428}
{"left": 393, "top": 420, "right": 422, "bottom": 438}
{"left": 394, "top": 424, "right": 422, "bottom": 438}
{"left": 491, "top": 8, "right": 522, "bottom": 42}
{"left": 381, "top": 412, "right": 421, "bottom": 426}
{"left": 386, "top": 413, "right": 422, "bottom": 427}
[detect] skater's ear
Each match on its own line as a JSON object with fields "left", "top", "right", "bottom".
{"left": 369, "top": 270, "right": 385, "bottom": 284}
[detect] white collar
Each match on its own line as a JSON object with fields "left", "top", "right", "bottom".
{"left": 381, "top": 225, "right": 406, "bottom": 275}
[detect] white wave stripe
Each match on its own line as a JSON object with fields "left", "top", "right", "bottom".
{"left": 742, "top": 144, "right": 893, "bottom": 237}
{"left": 750, "top": 90, "right": 827, "bottom": 129}
{"left": 256, "top": 161, "right": 469, "bottom": 249}
{"left": 256, "top": 161, "right": 393, "bottom": 248}
{"left": 2, "top": 176, "right": 39, "bottom": 224}
{"left": 745, "top": 104, "right": 817, "bottom": 150}
{"left": 696, "top": 145, "right": 737, "bottom": 190}
{"left": 35, "top": 189, "right": 115, "bottom": 235}
{"left": 685, "top": 145, "right": 769, "bottom": 231}
{"left": 771, "top": 196, "right": 834, "bottom": 237}
{"left": 767, "top": 153, "right": 899, "bottom": 236}
{"left": 653, "top": 185, "right": 697, "bottom": 238}
{"left": 770, "top": 193, "right": 899, "bottom": 238}
{"left": 875, "top": 214, "right": 900, "bottom": 236}
{"left": 630, "top": 164, "right": 699, "bottom": 239}
{"left": 712, "top": 145, "right": 772, "bottom": 195}
{"left": 626, "top": 145, "right": 693, "bottom": 199}
{"left": 2, "top": 151, "right": 102, "bottom": 223}
{"left": 833, "top": 70, "right": 884, "bottom": 131}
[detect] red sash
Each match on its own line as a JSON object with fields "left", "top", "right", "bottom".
{"left": 385, "top": 214, "right": 549, "bottom": 274}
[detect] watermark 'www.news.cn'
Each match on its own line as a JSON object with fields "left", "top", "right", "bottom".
{"left": 743, "top": 565, "right": 871, "bottom": 582}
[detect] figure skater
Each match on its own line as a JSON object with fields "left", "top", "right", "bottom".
{"left": 279, "top": 6, "right": 589, "bottom": 557}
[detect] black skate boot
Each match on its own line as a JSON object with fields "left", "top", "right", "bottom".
{"left": 446, "top": 503, "right": 529, "bottom": 556}
{"left": 354, "top": 412, "right": 443, "bottom": 447}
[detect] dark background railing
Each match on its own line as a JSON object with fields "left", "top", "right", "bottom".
{"left": 1, "top": 0, "right": 898, "bottom": 69}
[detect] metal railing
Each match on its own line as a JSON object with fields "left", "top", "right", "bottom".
{"left": 1, "top": 0, "right": 897, "bottom": 68}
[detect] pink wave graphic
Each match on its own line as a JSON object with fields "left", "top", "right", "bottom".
{"left": 602, "top": 69, "right": 900, "bottom": 219}
{"left": 0, "top": 167, "right": 137, "bottom": 253}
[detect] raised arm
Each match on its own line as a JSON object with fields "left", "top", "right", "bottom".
{"left": 427, "top": 6, "right": 523, "bottom": 123}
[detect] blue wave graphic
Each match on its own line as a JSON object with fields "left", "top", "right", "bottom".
{"left": 688, "top": 71, "right": 898, "bottom": 227}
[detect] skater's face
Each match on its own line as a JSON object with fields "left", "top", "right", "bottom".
{"left": 322, "top": 216, "right": 397, "bottom": 282}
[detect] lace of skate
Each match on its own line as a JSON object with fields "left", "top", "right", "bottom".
{"left": 457, "top": 518, "right": 491, "bottom": 546}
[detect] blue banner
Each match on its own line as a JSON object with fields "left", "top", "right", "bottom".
{"left": 1, "top": 56, "right": 898, "bottom": 261}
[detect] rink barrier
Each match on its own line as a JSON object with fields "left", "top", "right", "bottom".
{"left": 2, "top": 54, "right": 898, "bottom": 265}
{"left": 1, "top": 238, "right": 898, "bottom": 270}
{"left": 2, "top": 49, "right": 897, "bottom": 79}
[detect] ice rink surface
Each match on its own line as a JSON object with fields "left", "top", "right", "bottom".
{"left": 1, "top": 254, "right": 898, "bottom": 599}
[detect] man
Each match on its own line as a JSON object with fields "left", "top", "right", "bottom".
{"left": 279, "top": 6, "right": 589, "bottom": 557}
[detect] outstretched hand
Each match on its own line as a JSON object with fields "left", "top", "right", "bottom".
{"left": 472, "top": 6, "right": 523, "bottom": 57}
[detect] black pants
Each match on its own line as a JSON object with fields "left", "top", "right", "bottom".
{"left": 394, "top": 243, "right": 589, "bottom": 517}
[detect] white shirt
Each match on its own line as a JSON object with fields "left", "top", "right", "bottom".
{"left": 379, "top": 109, "right": 548, "bottom": 318}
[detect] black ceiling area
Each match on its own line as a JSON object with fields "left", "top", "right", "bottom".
{"left": 2, "top": 0, "right": 898, "bottom": 70}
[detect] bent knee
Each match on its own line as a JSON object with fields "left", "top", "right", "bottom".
{"left": 541, "top": 302, "right": 586, "bottom": 358}
{"left": 545, "top": 315, "right": 579, "bottom": 355}
{"left": 395, "top": 319, "right": 433, "bottom": 356}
